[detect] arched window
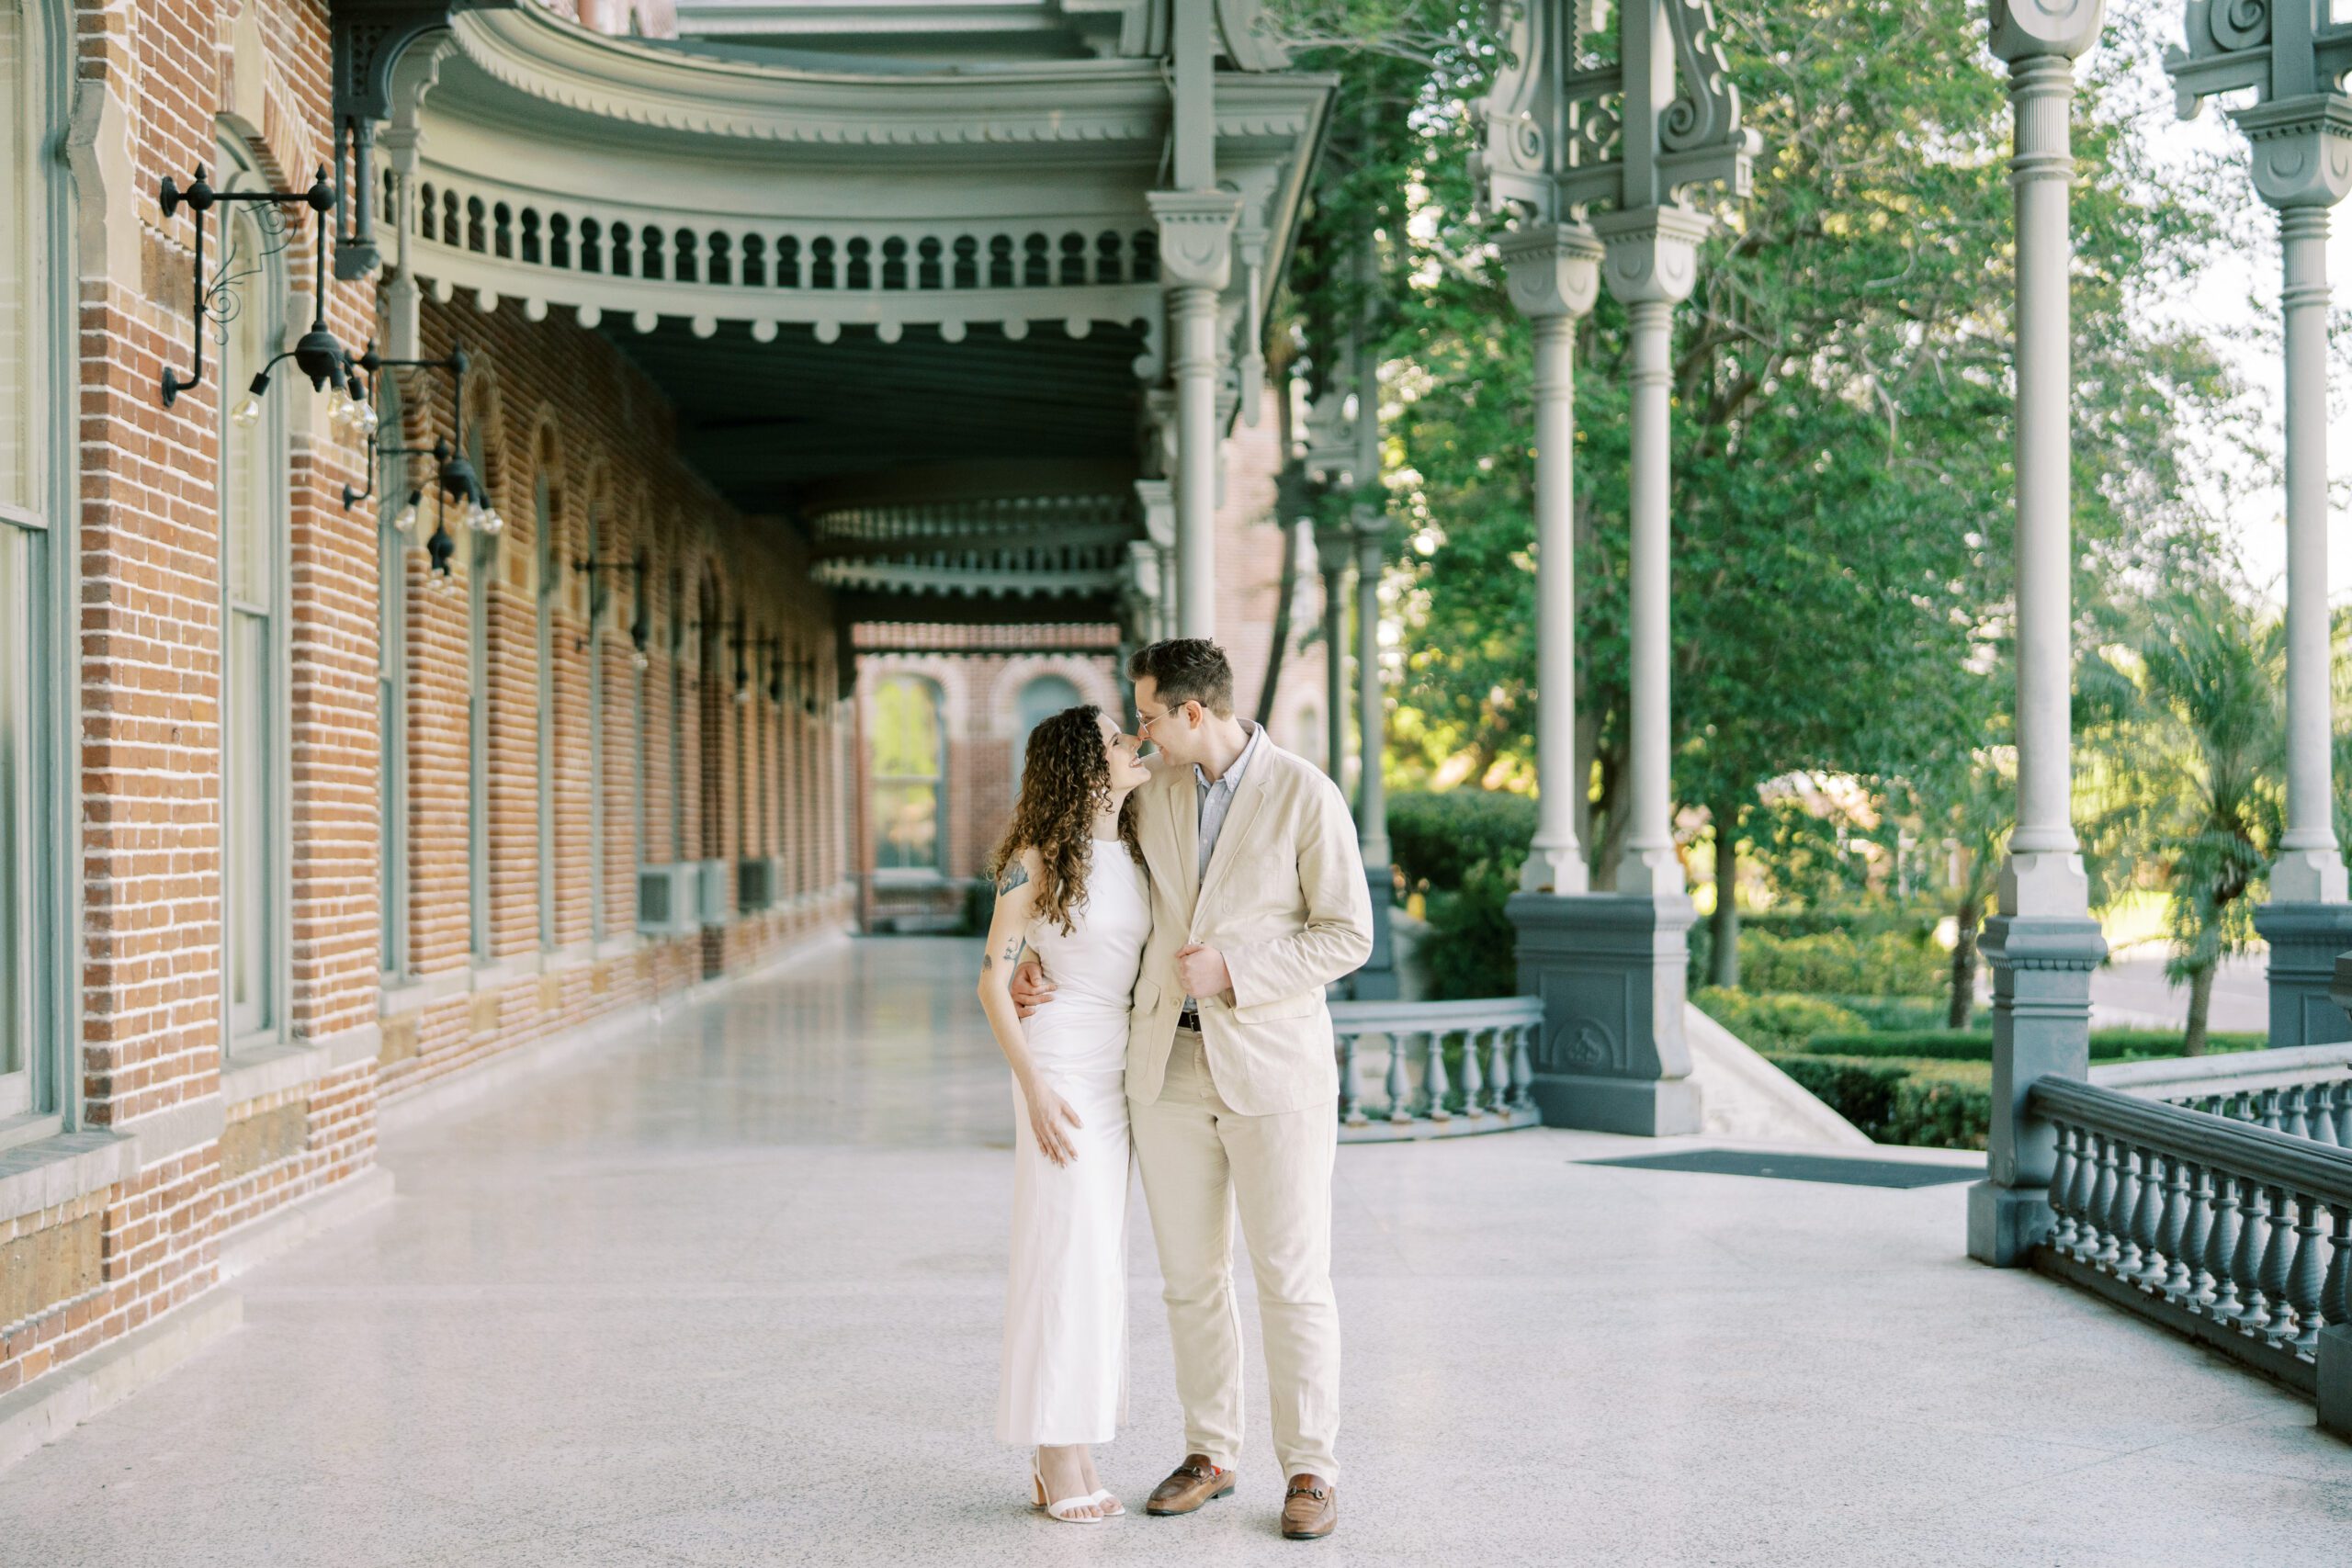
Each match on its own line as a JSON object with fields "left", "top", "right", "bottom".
{"left": 872, "top": 675, "right": 944, "bottom": 874}
{"left": 534, "top": 464, "right": 557, "bottom": 950}
{"left": 0, "top": 0, "right": 69, "bottom": 1135}
{"left": 1012, "top": 674, "right": 1082, "bottom": 795}
{"left": 466, "top": 421, "right": 494, "bottom": 964}
{"left": 378, "top": 374, "right": 408, "bottom": 977}
{"left": 585, "top": 500, "right": 606, "bottom": 940}
{"left": 220, "top": 131, "right": 288, "bottom": 1050}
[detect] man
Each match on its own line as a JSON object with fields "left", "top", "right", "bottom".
{"left": 1012, "top": 637, "right": 1373, "bottom": 1540}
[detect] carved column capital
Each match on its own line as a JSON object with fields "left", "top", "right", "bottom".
{"left": 1148, "top": 188, "right": 1243, "bottom": 292}
{"left": 1133, "top": 478, "right": 1176, "bottom": 550}
{"left": 1986, "top": 0, "right": 2105, "bottom": 65}
{"left": 1592, "top": 205, "right": 1713, "bottom": 307}
{"left": 1500, "top": 222, "right": 1605, "bottom": 321}
{"left": 2233, "top": 93, "right": 2352, "bottom": 211}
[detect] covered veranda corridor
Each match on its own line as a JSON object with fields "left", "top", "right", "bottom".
{"left": 2, "top": 936, "right": 2343, "bottom": 1566}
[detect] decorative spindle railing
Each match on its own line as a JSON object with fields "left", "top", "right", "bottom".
{"left": 2030, "top": 1075, "right": 2352, "bottom": 1395}
{"left": 2093, "top": 1043, "right": 2352, "bottom": 1148}
{"left": 1329, "top": 997, "right": 1544, "bottom": 1143}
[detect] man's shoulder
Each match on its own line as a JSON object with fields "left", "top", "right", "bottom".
{"left": 1253, "top": 739, "right": 1342, "bottom": 807}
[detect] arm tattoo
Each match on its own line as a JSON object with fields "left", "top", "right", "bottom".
{"left": 997, "top": 863, "right": 1030, "bottom": 895}
{"left": 980, "top": 953, "right": 992, "bottom": 972}
{"left": 1001, "top": 936, "right": 1022, "bottom": 962}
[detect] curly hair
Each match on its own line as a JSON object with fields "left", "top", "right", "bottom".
{"left": 987, "top": 705, "right": 1143, "bottom": 934}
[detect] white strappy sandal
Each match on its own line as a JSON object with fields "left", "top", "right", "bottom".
{"left": 1030, "top": 1460, "right": 1112, "bottom": 1524}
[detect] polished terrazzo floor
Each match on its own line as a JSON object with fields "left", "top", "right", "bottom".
{"left": 2, "top": 936, "right": 2346, "bottom": 1566}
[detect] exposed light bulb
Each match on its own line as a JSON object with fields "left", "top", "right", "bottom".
{"left": 735, "top": 684, "right": 752, "bottom": 705}
{"left": 391, "top": 502, "right": 419, "bottom": 536}
{"left": 479, "top": 506, "right": 504, "bottom": 536}
{"left": 358, "top": 402, "right": 379, "bottom": 434}
{"left": 231, "top": 395, "right": 263, "bottom": 428}
{"left": 632, "top": 648, "right": 650, "bottom": 671}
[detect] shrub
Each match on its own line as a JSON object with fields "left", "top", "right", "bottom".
{"left": 1799, "top": 1029, "right": 2268, "bottom": 1063}
{"left": 1386, "top": 790, "right": 1537, "bottom": 896}
{"left": 1738, "top": 927, "right": 1946, "bottom": 997}
{"left": 1820, "top": 994, "right": 1951, "bottom": 1032}
{"left": 1691, "top": 988, "right": 1865, "bottom": 1054}
{"left": 1773, "top": 1055, "right": 1994, "bottom": 1150}
{"left": 1419, "top": 860, "right": 1521, "bottom": 999}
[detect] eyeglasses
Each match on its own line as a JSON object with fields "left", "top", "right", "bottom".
{"left": 1135, "top": 701, "right": 1193, "bottom": 736}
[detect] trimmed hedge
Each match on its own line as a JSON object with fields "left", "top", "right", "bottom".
{"left": 1819, "top": 994, "right": 1951, "bottom": 1033}
{"left": 1800, "top": 1029, "right": 2267, "bottom": 1063}
{"left": 1690, "top": 988, "right": 1864, "bottom": 1054}
{"left": 1386, "top": 789, "right": 1538, "bottom": 896}
{"left": 1772, "top": 1055, "right": 1994, "bottom": 1151}
{"left": 1737, "top": 927, "right": 1947, "bottom": 997}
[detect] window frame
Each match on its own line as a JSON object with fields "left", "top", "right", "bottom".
{"left": 466, "top": 422, "right": 494, "bottom": 965}
{"left": 378, "top": 375, "right": 410, "bottom": 981}
{"left": 0, "top": 0, "right": 74, "bottom": 1152}
{"left": 534, "top": 468, "right": 556, "bottom": 952}
{"left": 216, "top": 131, "right": 293, "bottom": 1062}
{"left": 870, "top": 673, "right": 947, "bottom": 878}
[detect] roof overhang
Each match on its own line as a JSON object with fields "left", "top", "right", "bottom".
{"left": 390, "top": 3, "right": 1330, "bottom": 616}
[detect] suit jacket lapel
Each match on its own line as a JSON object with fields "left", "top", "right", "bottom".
{"left": 1163, "top": 767, "right": 1200, "bottom": 909}
{"left": 1195, "top": 754, "right": 1274, "bottom": 917}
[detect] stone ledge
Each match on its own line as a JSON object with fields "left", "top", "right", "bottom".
{"left": 381, "top": 922, "right": 853, "bottom": 1135}
{"left": 220, "top": 1025, "right": 382, "bottom": 1110}
{"left": 0, "top": 1288, "right": 243, "bottom": 1474}
{"left": 0, "top": 1132, "right": 139, "bottom": 1229}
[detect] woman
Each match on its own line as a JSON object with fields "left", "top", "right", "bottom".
{"left": 976, "top": 705, "right": 1151, "bottom": 1524}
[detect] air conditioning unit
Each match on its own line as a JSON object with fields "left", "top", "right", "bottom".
{"left": 738, "top": 857, "right": 778, "bottom": 912}
{"left": 695, "top": 858, "right": 731, "bottom": 925}
{"left": 637, "top": 863, "right": 696, "bottom": 936}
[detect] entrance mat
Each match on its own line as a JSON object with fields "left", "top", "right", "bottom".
{"left": 1577, "top": 1149, "right": 1984, "bottom": 1189}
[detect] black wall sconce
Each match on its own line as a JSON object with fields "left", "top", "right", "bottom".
{"left": 628, "top": 550, "right": 652, "bottom": 670}
{"left": 343, "top": 341, "right": 499, "bottom": 594}
{"left": 729, "top": 614, "right": 754, "bottom": 706}
{"left": 797, "top": 649, "right": 820, "bottom": 716}
{"left": 573, "top": 549, "right": 644, "bottom": 660}
{"left": 159, "top": 165, "right": 356, "bottom": 413}
{"left": 755, "top": 636, "right": 783, "bottom": 707}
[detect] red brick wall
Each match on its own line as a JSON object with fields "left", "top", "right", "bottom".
{"left": 3, "top": 0, "right": 853, "bottom": 1405}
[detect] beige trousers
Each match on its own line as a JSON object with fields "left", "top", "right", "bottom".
{"left": 1130, "top": 1029, "right": 1340, "bottom": 1483}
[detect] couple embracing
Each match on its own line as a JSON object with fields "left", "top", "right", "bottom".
{"left": 974, "top": 637, "right": 1374, "bottom": 1540}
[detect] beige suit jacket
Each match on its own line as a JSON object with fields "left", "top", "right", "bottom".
{"left": 1125, "top": 735, "right": 1374, "bottom": 1116}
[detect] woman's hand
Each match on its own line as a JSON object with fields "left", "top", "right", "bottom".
{"left": 1023, "top": 1078, "right": 1084, "bottom": 1166}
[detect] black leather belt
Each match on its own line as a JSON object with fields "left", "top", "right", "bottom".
{"left": 1178, "top": 1006, "right": 1202, "bottom": 1032}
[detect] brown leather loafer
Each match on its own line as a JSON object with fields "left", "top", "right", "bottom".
{"left": 1146, "top": 1454, "right": 1234, "bottom": 1516}
{"left": 1282, "top": 1474, "right": 1337, "bottom": 1540}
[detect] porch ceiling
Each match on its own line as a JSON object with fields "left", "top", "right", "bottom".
{"left": 603, "top": 316, "right": 1148, "bottom": 507}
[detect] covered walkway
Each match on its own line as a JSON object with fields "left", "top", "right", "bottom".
{"left": 2, "top": 938, "right": 2344, "bottom": 1566}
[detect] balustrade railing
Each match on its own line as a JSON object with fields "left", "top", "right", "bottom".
{"left": 2093, "top": 1043, "right": 2352, "bottom": 1148}
{"left": 2030, "top": 1075, "right": 2352, "bottom": 1394}
{"left": 1329, "top": 997, "right": 1544, "bottom": 1143}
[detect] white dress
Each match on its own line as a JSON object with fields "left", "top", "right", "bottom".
{"left": 996, "top": 838, "right": 1149, "bottom": 1448}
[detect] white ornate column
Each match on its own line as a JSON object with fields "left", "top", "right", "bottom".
{"left": 2169, "top": 10, "right": 2352, "bottom": 1045}
{"left": 1150, "top": 193, "right": 1241, "bottom": 641}
{"left": 1597, "top": 210, "right": 1708, "bottom": 900}
{"left": 1503, "top": 225, "right": 1602, "bottom": 895}
{"left": 1487, "top": 0, "right": 1752, "bottom": 1137}
{"left": 1970, "top": 0, "right": 2109, "bottom": 1269}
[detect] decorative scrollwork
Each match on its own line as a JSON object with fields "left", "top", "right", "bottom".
{"left": 1659, "top": 0, "right": 1744, "bottom": 154}
{"left": 2207, "top": 0, "right": 2271, "bottom": 54}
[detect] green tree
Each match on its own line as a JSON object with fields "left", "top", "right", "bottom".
{"left": 2080, "top": 593, "right": 2283, "bottom": 1055}
{"left": 1279, "top": 0, "right": 2242, "bottom": 932}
